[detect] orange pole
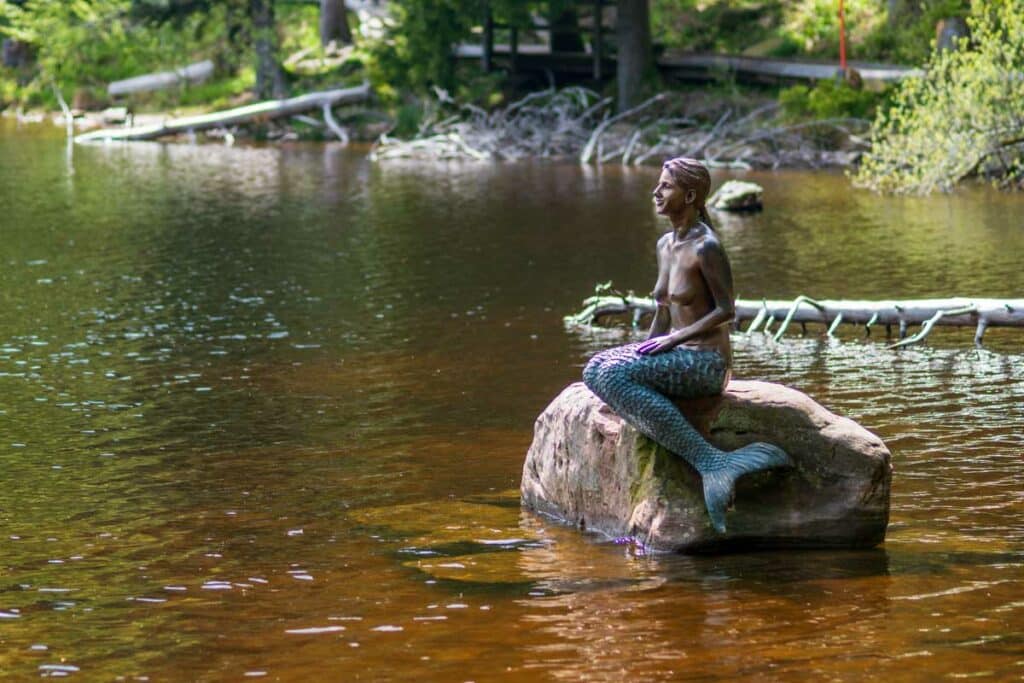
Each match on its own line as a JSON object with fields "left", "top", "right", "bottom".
{"left": 838, "top": 0, "right": 848, "bottom": 71}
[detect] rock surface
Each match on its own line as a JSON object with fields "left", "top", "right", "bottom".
{"left": 708, "top": 180, "right": 764, "bottom": 211}
{"left": 521, "top": 381, "right": 891, "bottom": 553}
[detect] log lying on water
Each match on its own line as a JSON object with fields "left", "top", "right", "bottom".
{"left": 75, "top": 83, "right": 372, "bottom": 143}
{"left": 566, "top": 294, "right": 1024, "bottom": 348}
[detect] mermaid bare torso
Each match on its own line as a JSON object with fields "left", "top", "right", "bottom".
{"left": 652, "top": 226, "right": 733, "bottom": 369}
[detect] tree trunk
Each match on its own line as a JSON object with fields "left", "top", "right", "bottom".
{"left": 250, "top": 0, "right": 286, "bottom": 99}
{"left": 616, "top": 0, "right": 652, "bottom": 111}
{"left": 549, "top": 7, "right": 585, "bottom": 53}
{"left": 2, "top": 39, "right": 31, "bottom": 68}
{"left": 319, "top": 0, "right": 352, "bottom": 48}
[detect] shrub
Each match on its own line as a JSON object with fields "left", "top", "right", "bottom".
{"left": 780, "top": 78, "right": 884, "bottom": 121}
{"left": 854, "top": 0, "right": 1024, "bottom": 194}
{"left": 0, "top": 0, "right": 237, "bottom": 108}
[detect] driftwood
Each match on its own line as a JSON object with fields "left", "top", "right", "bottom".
{"left": 372, "top": 87, "right": 868, "bottom": 169}
{"left": 566, "top": 294, "right": 1024, "bottom": 348}
{"left": 371, "top": 86, "right": 602, "bottom": 162}
{"left": 75, "top": 83, "right": 371, "bottom": 143}
{"left": 108, "top": 60, "right": 215, "bottom": 96}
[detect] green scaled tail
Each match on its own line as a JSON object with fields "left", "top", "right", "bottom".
{"left": 702, "top": 442, "right": 792, "bottom": 533}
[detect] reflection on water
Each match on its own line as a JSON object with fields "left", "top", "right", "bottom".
{"left": 0, "top": 120, "right": 1022, "bottom": 680}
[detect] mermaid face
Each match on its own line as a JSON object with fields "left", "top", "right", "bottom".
{"left": 652, "top": 168, "right": 696, "bottom": 216}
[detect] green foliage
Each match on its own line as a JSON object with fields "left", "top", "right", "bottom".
{"left": 276, "top": 2, "right": 320, "bottom": 56}
{"left": 651, "top": 0, "right": 970, "bottom": 65}
{"left": 855, "top": 0, "right": 1024, "bottom": 194}
{"left": 393, "top": 101, "right": 423, "bottom": 137}
{"left": 0, "top": 0, "right": 237, "bottom": 108}
{"left": 1, "top": 0, "right": 131, "bottom": 94}
{"left": 780, "top": 79, "right": 884, "bottom": 121}
{"left": 366, "top": 0, "right": 478, "bottom": 95}
{"left": 651, "top": 0, "right": 791, "bottom": 56}
{"left": 861, "top": 0, "right": 968, "bottom": 64}
{"left": 142, "top": 65, "right": 254, "bottom": 111}
{"left": 781, "top": 0, "right": 886, "bottom": 56}
{"left": 364, "top": 0, "right": 549, "bottom": 98}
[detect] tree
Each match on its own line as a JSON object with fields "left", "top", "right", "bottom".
{"left": 249, "top": 0, "right": 285, "bottom": 98}
{"left": 616, "top": 0, "right": 652, "bottom": 111}
{"left": 548, "top": 5, "right": 583, "bottom": 53}
{"left": 319, "top": 0, "right": 351, "bottom": 48}
{"left": 855, "top": 0, "right": 1024, "bottom": 194}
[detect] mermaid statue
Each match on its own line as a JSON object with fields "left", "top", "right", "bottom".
{"left": 582, "top": 157, "right": 792, "bottom": 533}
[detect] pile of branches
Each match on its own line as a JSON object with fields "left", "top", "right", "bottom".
{"left": 370, "top": 87, "right": 870, "bottom": 169}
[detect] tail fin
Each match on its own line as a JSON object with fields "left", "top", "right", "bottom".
{"left": 702, "top": 442, "right": 792, "bottom": 533}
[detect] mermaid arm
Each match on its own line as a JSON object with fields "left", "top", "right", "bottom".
{"left": 648, "top": 234, "right": 671, "bottom": 339}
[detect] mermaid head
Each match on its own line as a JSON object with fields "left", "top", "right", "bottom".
{"left": 659, "top": 157, "right": 714, "bottom": 229}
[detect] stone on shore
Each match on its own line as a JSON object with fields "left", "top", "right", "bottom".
{"left": 521, "top": 381, "right": 891, "bottom": 553}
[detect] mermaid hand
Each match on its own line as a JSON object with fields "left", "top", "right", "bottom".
{"left": 637, "top": 334, "right": 678, "bottom": 355}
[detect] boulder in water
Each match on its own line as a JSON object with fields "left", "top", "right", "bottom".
{"left": 708, "top": 180, "right": 763, "bottom": 211}
{"left": 521, "top": 381, "right": 891, "bottom": 553}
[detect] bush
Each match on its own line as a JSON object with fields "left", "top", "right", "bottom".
{"left": 0, "top": 0, "right": 238, "bottom": 108}
{"left": 854, "top": 0, "right": 1024, "bottom": 194}
{"left": 780, "top": 78, "right": 884, "bottom": 121}
{"left": 650, "top": 0, "right": 970, "bottom": 65}
{"left": 860, "top": 0, "right": 969, "bottom": 64}
{"left": 364, "top": 0, "right": 476, "bottom": 95}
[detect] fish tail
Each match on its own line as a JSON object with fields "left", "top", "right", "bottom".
{"left": 701, "top": 442, "right": 792, "bottom": 533}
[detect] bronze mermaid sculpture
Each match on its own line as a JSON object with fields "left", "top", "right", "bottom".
{"left": 582, "top": 157, "right": 791, "bottom": 533}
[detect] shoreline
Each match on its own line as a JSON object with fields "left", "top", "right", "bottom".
{"left": 1, "top": 95, "right": 865, "bottom": 172}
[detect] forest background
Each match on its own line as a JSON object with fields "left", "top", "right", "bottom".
{"left": 1, "top": 0, "right": 1021, "bottom": 193}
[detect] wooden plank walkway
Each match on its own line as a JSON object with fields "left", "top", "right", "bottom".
{"left": 659, "top": 51, "right": 920, "bottom": 84}
{"left": 455, "top": 44, "right": 918, "bottom": 85}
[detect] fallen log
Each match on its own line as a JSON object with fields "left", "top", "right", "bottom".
{"left": 108, "top": 60, "right": 215, "bottom": 97}
{"left": 566, "top": 294, "right": 1024, "bottom": 348}
{"left": 75, "top": 83, "right": 372, "bottom": 143}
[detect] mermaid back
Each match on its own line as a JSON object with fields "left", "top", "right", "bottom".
{"left": 583, "top": 342, "right": 792, "bottom": 533}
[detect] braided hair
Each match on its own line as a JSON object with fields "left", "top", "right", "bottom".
{"left": 662, "top": 157, "right": 714, "bottom": 230}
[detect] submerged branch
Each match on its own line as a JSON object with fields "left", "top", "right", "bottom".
{"left": 567, "top": 294, "right": 1024, "bottom": 349}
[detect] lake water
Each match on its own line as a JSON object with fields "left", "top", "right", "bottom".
{"left": 0, "top": 119, "right": 1022, "bottom": 680}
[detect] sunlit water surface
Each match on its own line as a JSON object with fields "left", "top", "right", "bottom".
{"left": 0, "top": 120, "right": 1022, "bottom": 681}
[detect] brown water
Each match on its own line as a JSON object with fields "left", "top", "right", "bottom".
{"left": 0, "top": 119, "right": 1022, "bottom": 681}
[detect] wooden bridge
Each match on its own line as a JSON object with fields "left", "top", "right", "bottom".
{"left": 454, "top": 1, "right": 917, "bottom": 87}
{"left": 455, "top": 44, "right": 918, "bottom": 87}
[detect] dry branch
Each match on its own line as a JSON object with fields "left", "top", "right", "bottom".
{"left": 566, "top": 294, "right": 1024, "bottom": 348}
{"left": 372, "top": 87, "right": 869, "bottom": 169}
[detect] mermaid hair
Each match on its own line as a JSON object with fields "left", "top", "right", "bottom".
{"left": 663, "top": 157, "right": 714, "bottom": 230}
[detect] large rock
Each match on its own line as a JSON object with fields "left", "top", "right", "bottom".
{"left": 521, "top": 381, "right": 891, "bottom": 553}
{"left": 708, "top": 180, "right": 763, "bottom": 211}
